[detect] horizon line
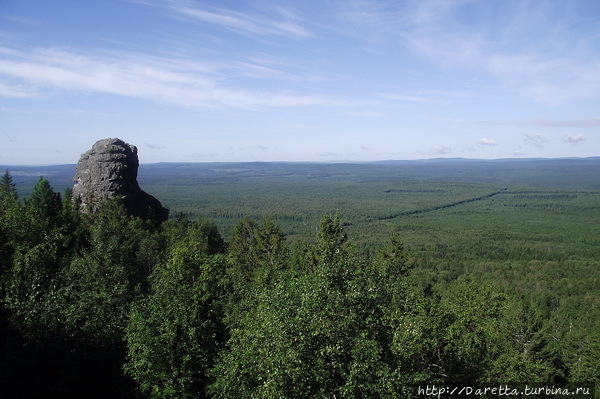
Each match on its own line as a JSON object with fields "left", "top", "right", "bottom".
{"left": 2, "top": 155, "right": 600, "bottom": 168}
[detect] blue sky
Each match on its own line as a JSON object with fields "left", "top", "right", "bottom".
{"left": 1, "top": 0, "right": 599, "bottom": 165}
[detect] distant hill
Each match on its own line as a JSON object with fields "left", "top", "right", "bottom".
{"left": 3, "top": 157, "right": 600, "bottom": 197}
{"left": 0, "top": 164, "right": 76, "bottom": 197}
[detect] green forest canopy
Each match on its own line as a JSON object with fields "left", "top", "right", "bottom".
{"left": 0, "top": 166, "right": 598, "bottom": 398}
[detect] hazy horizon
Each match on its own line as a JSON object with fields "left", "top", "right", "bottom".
{"left": 2, "top": 155, "right": 600, "bottom": 169}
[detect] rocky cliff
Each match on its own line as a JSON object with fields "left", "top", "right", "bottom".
{"left": 72, "top": 138, "right": 168, "bottom": 222}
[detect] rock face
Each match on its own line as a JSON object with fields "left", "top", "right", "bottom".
{"left": 73, "top": 138, "right": 168, "bottom": 223}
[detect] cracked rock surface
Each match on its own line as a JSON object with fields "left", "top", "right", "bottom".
{"left": 73, "top": 138, "right": 168, "bottom": 222}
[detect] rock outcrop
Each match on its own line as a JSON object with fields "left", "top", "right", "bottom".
{"left": 72, "top": 138, "right": 168, "bottom": 223}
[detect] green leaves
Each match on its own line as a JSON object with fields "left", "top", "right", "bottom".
{"left": 2, "top": 230, "right": 66, "bottom": 340}
{"left": 0, "top": 170, "right": 18, "bottom": 205}
{"left": 316, "top": 213, "right": 348, "bottom": 260}
{"left": 228, "top": 217, "right": 287, "bottom": 283}
{"left": 1, "top": 173, "right": 596, "bottom": 397}
{"left": 211, "top": 219, "right": 398, "bottom": 398}
{"left": 26, "top": 177, "right": 62, "bottom": 220}
{"left": 125, "top": 248, "right": 230, "bottom": 398}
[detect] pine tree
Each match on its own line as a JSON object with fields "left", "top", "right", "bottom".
{"left": 26, "top": 177, "right": 61, "bottom": 219}
{"left": 0, "top": 169, "right": 18, "bottom": 204}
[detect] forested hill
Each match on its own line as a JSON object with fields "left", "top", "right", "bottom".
{"left": 4, "top": 157, "right": 600, "bottom": 197}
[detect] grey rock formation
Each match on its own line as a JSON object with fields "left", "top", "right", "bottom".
{"left": 72, "top": 138, "right": 168, "bottom": 222}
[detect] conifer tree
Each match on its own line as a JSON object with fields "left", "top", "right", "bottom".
{"left": 25, "top": 177, "right": 61, "bottom": 220}
{"left": 0, "top": 169, "right": 18, "bottom": 203}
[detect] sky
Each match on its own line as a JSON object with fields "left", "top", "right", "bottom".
{"left": 1, "top": 0, "right": 599, "bottom": 165}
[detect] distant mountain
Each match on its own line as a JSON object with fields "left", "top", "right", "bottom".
{"left": 0, "top": 164, "right": 76, "bottom": 197}
{"left": 3, "top": 157, "right": 600, "bottom": 197}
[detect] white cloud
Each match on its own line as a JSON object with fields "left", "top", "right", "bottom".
{"left": 523, "top": 133, "right": 549, "bottom": 148}
{"left": 392, "top": 1, "right": 600, "bottom": 105}
{"left": 565, "top": 134, "right": 585, "bottom": 144}
{"left": 481, "top": 118, "right": 600, "bottom": 127}
{"left": 0, "top": 46, "right": 345, "bottom": 109}
{"left": 478, "top": 138, "right": 497, "bottom": 146}
{"left": 147, "top": 143, "right": 166, "bottom": 149}
{"left": 416, "top": 89, "right": 478, "bottom": 99}
{"left": 0, "top": 80, "right": 39, "bottom": 98}
{"left": 170, "top": 3, "right": 312, "bottom": 38}
{"left": 333, "top": 1, "right": 600, "bottom": 107}
{"left": 377, "top": 93, "right": 430, "bottom": 103}
{"left": 433, "top": 145, "right": 452, "bottom": 155}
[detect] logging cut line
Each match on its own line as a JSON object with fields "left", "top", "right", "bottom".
{"left": 379, "top": 188, "right": 508, "bottom": 220}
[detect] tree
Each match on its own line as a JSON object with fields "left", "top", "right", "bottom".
{"left": 1, "top": 193, "right": 161, "bottom": 398}
{"left": 228, "top": 217, "right": 287, "bottom": 282}
{"left": 315, "top": 213, "right": 348, "bottom": 260}
{"left": 376, "top": 231, "right": 414, "bottom": 277}
{"left": 2, "top": 228, "right": 68, "bottom": 341}
{"left": 53, "top": 199, "right": 161, "bottom": 346}
{"left": 255, "top": 218, "right": 286, "bottom": 270}
{"left": 125, "top": 246, "right": 230, "bottom": 398}
{"left": 228, "top": 217, "right": 260, "bottom": 281}
{"left": 25, "top": 177, "right": 62, "bottom": 220}
{"left": 210, "top": 217, "right": 396, "bottom": 398}
{"left": 0, "top": 171, "right": 19, "bottom": 274}
{"left": 163, "top": 215, "right": 226, "bottom": 256}
{"left": 0, "top": 169, "right": 17, "bottom": 204}
{"left": 2, "top": 178, "right": 71, "bottom": 342}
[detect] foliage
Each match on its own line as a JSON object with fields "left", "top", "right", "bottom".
{"left": 125, "top": 247, "right": 229, "bottom": 398}
{"left": 0, "top": 170, "right": 598, "bottom": 397}
{"left": 1, "top": 177, "right": 72, "bottom": 341}
{"left": 0, "top": 169, "right": 18, "bottom": 204}
{"left": 210, "top": 217, "right": 396, "bottom": 398}
{"left": 0, "top": 182, "right": 149, "bottom": 397}
{"left": 228, "top": 216, "right": 287, "bottom": 283}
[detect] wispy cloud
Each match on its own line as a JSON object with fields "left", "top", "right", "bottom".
{"left": 0, "top": 80, "right": 39, "bottom": 98}
{"left": 0, "top": 45, "right": 344, "bottom": 109}
{"left": 416, "top": 89, "right": 478, "bottom": 99}
{"left": 523, "top": 133, "right": 549, "bottom": 148}
{"left": 433, "top": 145, "right": 452, "bottom": 155}
{"left": 478, "top": 138, "right": 497, "bottom": 146}
{"left": 565, "top": 134, "right": 586, "bottom": 144}
{"left": 169, "top": 2, "right": 312, "bottom": 38}
{"left": 377, "top": 93, "right": 430, "bottom": 103}
{"left": 481, "top": 118, "right": 600, "bottom": 127}
{"left": 5, "top": 134, "right": 18, "bottom": 143}
{"left": 377, "top": 88, "right": 478, "bottom": 104}
{"left": 358, "top": 1, "right": 600, "bottom": 106}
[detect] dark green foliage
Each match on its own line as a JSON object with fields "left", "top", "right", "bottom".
{"left": 431, "top": 279, "right": 535, "bottom": 383}
{"left": 0, "top": 169, "right": 17, "bottom": 203}
{"left": 51, "top": 200, "right": 162, "bottom": 345}
{"left": 0, "top": 171, "right": 19, "bottom": 279}
{"left": 125, "top": 249, "right": 229, "bottom": 398}
{"left": 210, "top": 219, "right": 395, "bottom": 398}
{"left": 386, "top": 281, "right": 550, "bottom": 390}
{"left": 1, "top": 193, "right": 161, "bottom": 397}
{"left": 227, "top": 216, "right": 260, "bottom": 281}
{"left": 228, "top": 217, "right": 286, "bottom": 282}
{"left": 3, "top": 229, "right": 67, "bottom": 340}
{"left": 315, "top": 213, "right": 348, "bottom": 259}
{"left": 376, "top": 231, "right": 414, "bottom": 277}
{"left": 26, "top": 177, "right": 62, "bottom": 219}
{"left": 2, "top": 178, "right": 72, "bottom": 341}
{"left": 163, "top": 214, "right": 226, "bottom": 256}
{"left": 0, "top": 169, "right": 598, "bottom": 397}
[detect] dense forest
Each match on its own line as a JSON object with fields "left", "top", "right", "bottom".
{"left": 1, "top": 168, "right": 598, "bottom": 398}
